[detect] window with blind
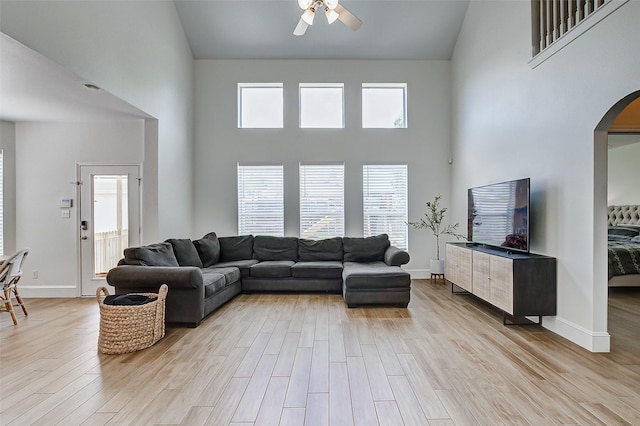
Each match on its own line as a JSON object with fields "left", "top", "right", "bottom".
{"left": 238, "top": 83, "right": 284, "bottom": 128}
{"left": 0, "top": 149, "right": 3, "bottom": 255}
{"left": 237, "top": 163, "right": 284, "bottom": 236}
{"left": 363, "top": 164, "right": 408, "bottom": 250}
{"left": 299, "top": 163, "right": 344, "bottom": 239}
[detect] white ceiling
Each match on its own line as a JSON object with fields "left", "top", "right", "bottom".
{"left": 175, "top": 0, "right": 471, "bottom": 60}
{"left": 0, "top": 33, "right": 150, "bottom": 123}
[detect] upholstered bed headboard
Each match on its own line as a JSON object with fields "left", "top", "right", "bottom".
{"left": 608, "top": 205, "right": 640, "bottom": 226}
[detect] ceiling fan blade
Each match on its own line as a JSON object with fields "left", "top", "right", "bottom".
{"left": 335, "top": 4, "right": 362, "bottom": 31}
{"left": 293, "top": 17, "right": 309, "bottom": 36}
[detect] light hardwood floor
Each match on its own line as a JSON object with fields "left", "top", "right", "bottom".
{"left": 1, "top": 281, "right": 639, "bottom": 425}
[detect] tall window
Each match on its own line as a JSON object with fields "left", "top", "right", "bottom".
{"left": 299, "top": 83, "right": 344, "bottom": 128}
{"left": 238, "top": 83, "right": 283, "bottom": 128}
{"left": 362, "top": 83, "right": 407, "bottom": 128}
{"left": 237, "top": 163, "right": 284, "bottom": 236}
{"left": 0, "top": 149, "right": 3, "bottom": 255}
{"left": 299, "top": 163, "right": 344, "bottom": 239}
{"left": 363, "top": 164, "right": 408, "bottom": 250}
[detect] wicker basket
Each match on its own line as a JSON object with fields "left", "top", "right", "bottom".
{"left": 96, "top": 284, "right": 168, "bottom": 354}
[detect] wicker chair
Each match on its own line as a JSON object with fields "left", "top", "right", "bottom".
{"left": 0, "top": 248, "right": 30, "bottom": 325}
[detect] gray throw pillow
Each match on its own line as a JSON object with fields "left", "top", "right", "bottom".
{"left": 193, "top": 232, "right": 221, "bottom": 267}
{"left": 342, "top": 234, "right": 390, "bottom": 262}
{"left": 298, "top": 237, "right": 343, "bottom": 261}
{"left": 123, "top": 242, "right": 179, "bottom": 266}
{"left": 219, "top": 235, "right": 254, "bottom": 262}
{"left": 166, "top": 238, "right": 203, "bottom": 268}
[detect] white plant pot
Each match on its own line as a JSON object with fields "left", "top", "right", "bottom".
{"left": 430, "top": 259, "right": 445, "bottom": 275}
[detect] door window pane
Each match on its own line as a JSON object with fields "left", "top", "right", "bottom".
{"left": 93, "top": 175, "right": 128, "bottom": 277}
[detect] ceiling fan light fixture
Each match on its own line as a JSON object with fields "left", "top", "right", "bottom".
{"left": 302, "top": 8, "right": 315, "bottom": 25}
{"left": 324, "top": 0, "right": 339, "bottom": 9}
{"left": 325, "top": 7, "right": 339, "bottom": 24}
{"left": 298, "top": 0, "right": 313, "bottom": 10}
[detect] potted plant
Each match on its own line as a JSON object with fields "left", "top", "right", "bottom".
{"left": 408, "top": 194, "right": 465, "bottom": 275}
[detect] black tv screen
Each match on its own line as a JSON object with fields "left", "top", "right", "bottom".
{"left": 468, "top": 178, "right": 530, "bottom": 253}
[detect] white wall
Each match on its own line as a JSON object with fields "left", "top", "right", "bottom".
{"left": 0, "top": 121, "right": 17, "bottom": 254}
{"left": 451, "top": 0, "right": 640, "bottom": 351}
{"left": 608, "top": 143, "right": 640, "bottom": 205}
{"left": 0, "top": 0, "right": 194, "bottom": 241}
{"left": 194, "top": 60, "right": 453, "bottom": 275}
{"left": 14, "top": 121, "right": 144, "bottom": 297}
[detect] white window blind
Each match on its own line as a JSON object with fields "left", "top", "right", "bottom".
{"left": 238, "top": 83, "right": 284, "bottom": 128}
{"left": 363, "top": 164, "right": 408, "bottom": 250}
{"left": 299, "top": 163, "right": 344, "bottom": 239}
{"left": 237, "top": 163, "right": 284, "bottom": 236}
{"left": 0, "top": 149, "right": 3, "bottom": 255}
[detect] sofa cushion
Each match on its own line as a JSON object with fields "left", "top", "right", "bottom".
{"left": 298, "top": 237, "right": 343, "bottom": 261}
{"left": 342, "top": 234, "right": 390, "bottom": 262}
{"left": 201, "top": 269, "right": 226, "bottom": 298}
{"left": 291, "top": 261, "right": 343, "bottom": 279}
{"left": 214, "top": 259, "right": 259, "bottom": 278}
{"left": 219, "top": 235, "right": 254, "bottom": 262}
{"left": 253, "top": 236, "right": 298, "bottom": 261}
{"left": 123, "top": 242, "right": 179, "bottom": 267}
{"left": 166, "top": 238, "right": 203, "bottom": 268}
{"left": 206, "top": 266, "right": 242, "bottom": 287}
{"left": 342, "top": 261, "right": 410, "bottom": 289}
{"left": 193, "top": 232, "right": 220, "bottom": 267}
{"left": 250, "top": 260, "right": 295, "bottom": 278}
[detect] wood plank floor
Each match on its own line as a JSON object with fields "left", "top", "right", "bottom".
{"left": 1, "top": 280, "right": 639, "bottom": 425}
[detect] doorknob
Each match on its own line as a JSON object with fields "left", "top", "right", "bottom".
{"left": 81, "top": 236, "right": 88, "bottom": 240}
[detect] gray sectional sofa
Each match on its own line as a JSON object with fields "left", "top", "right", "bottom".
{"left": 106, "top": 233, "right": 411, "bottom": 327}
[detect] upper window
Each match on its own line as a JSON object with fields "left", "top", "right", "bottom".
{"left": 299, "top": 163, "right": 345, "bottom": 239}
{"left": 363, "top": 164, "right": 408, "bottom": 250}
{"left": 238, "top": 83, "right": 283, "bottom": 128}
{"left": 362, "top": 83, "right": 407, "bottom": 128}
{"left": 299, "top": 83, "right": 344, "bottom": 128}
{"left": 237, "top": 163, "right": 284, "bottom": 236}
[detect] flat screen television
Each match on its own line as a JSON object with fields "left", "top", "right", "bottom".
{"left": 467, "top": 178, "right": 530, "bottom": 253}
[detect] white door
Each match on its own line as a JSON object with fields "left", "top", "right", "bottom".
{"left": 79, "top": 165, "right": 140, "bottom": 296}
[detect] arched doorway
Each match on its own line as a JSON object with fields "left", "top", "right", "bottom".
{"left": 594, "top": 90, "right": 640, "bottom": 351}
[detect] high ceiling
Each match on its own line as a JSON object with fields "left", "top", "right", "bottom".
{"left": 174, "top": 0, "right": 471, "bottom": 60}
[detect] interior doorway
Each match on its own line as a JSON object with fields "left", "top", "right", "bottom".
{"left": 79, "top": 164, "right": 141, "bottom": 296}
{"left": 595, "top": 90, "right": 640, "bottom": 350}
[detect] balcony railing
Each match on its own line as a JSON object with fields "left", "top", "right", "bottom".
{"left": 532, "top": 0, "right": 609, "bottom": 56}
{"left": 94, "top": 229, "right": 128, "bottom": 277}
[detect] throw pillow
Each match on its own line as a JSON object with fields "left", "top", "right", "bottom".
{"left": 123, "top": 242, "right": 179, "bottom": 266}
{"left": 166, "top": 238, "right": 203, "bottom": 268}
{"left": 193, "top": 232, "right": 221, "bottom": 267}
{"left": 343, "top": 234, "right": 390, "bottom": 262}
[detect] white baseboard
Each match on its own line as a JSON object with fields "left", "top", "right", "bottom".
{"left": 542, "top": 316, "right": 611, "bottom": 353}
{"left": 407, "top": 269, "right": 430, "bottom": 279}
{"left": 19, "top": 286, "right": 78, "bottom": 298}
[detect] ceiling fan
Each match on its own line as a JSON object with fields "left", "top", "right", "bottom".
{"left": 294, "top": 0, "right": 362, "bottom": 36}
